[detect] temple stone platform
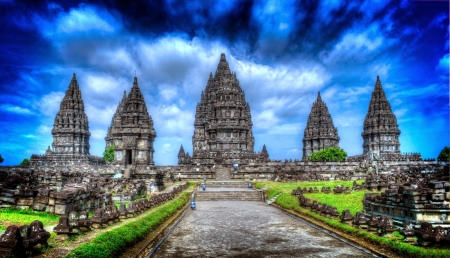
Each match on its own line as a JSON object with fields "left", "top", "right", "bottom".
{"left": 196, "top": 181, "right": 264, "bottom": 201}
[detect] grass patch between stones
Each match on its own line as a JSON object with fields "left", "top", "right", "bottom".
{"left": 0, "top": 208, "right": 60, "bottom": 227}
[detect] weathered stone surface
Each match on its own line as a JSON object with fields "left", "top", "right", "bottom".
{"left": 105, "top": 77, "right": 157, "bottom": 166}
{"left": 32, "top": 202, "right": 47, "bottom": 211}
{"left": 361, "top": 76, "right": 401, "bottom": 156}
{"left": 184, "top": 53, "right": 269, "bottom": 166}
{"left": 152, "top": 201, "right": 371, "bottom": 257}
{"left": 302, "top": 92, "right": 340, "bottom": 159}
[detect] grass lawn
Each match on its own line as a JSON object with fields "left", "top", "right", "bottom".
{"left": 254, "top": 180, "right": 377, "bottom": 214}
{"left": 0, "top": 208, "right": 60, "bottom": 229}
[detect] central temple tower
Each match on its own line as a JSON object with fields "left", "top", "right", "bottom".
{"left": 189, "top": 53, "right": 261, "bottom": 165}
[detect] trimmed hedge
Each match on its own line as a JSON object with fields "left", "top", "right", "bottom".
{"left": 66, "top": 191, "right": 191, "bottom": 258}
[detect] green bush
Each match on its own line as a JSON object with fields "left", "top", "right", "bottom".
{"left": 19, "top": 158, "right": 30, "bottom": 167}
{"left": 67, "top": 191, "right": 190, "bottom": 258}
{"left": 438, "top": 146, "right": 449, "bottom": 162}
{"left": 103, "top": 145, "right": 115, "bottom": 162}
{"left": 307, "top": 147, "right": 347, "bottom": 162}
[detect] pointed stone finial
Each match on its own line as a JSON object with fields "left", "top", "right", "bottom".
{"left": 317, "top": 91, "right": 322, "bottom": 102}
{"left": 72, "top": 73, "right": 77, "bottom": 80}
{"left": 133, "top": 76, "right": 138, "bottom": 85}
{"left": 220, "top": 53, "right": 226, "bottom": 61}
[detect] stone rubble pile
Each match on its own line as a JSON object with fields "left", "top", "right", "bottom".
{"left": 294, "top": 164, "right": 450, "bottom": 246}
{"left": 0, "top": 169, "right": 148, "bottom": 214}
{"left": 0, "top": 220, "right": 50, "bottom": 257}
{"left": 52, "top": 182, "right": 188, "bottom": 241}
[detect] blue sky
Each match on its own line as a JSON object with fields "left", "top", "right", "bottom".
{"left": 0, "top": 0, "right": 448, "bottom": 166}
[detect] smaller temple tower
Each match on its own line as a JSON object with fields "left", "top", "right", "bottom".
{"left": 51, "top": 73, "right": 91, "bottom": 155}
{"left": 105, "top": 77, "right": 157, "bottom": 166}
{"left": 31, "top": 73, "right": 104, "bottom": 166}
{"left": 361, "top": 76, "right": 401, "bottom": 156}
{"left": 302, "top": 92, "right": 340, "bottom": 159}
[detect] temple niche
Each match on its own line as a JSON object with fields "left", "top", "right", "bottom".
{"left": 302, "top": 92, "right": 340, "bottom": 159}
{"left": 105, "top": 77, "right": 157, "bottom": 166}
{"left": 30, "top": 73, "right": 104, "bottom": 166}
{"left": 361, "top": 76, "right": 401, "bottom": 158}
{"left": 186, "top": 53, "right": 269, "bottom": 165}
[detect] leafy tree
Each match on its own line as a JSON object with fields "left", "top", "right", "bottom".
{"left": 437, "top": 146, "right": 450, "bottom": 162}
{"left": 103, "top": 145, "right": 115, "bottom": 162}
{"left": 19, "top": 158, "right": 30, "bottom": 167}
{"left": 307, "top": 147, "right": 347, "bottom": 162}
{"left": 0, "top": 154, "right": 3, "bottom": 163}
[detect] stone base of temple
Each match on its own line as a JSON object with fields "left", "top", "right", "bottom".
{"left": 30, "top": 154, "right": 105, "bottom": 167}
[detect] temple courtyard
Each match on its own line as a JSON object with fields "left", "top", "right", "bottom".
{"left": 151, "top": 201, "right": 374, "bottom": 258}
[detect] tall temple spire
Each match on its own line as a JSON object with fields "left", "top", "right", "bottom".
{"left": 188, "top": 53, "right": 260, "bottom": 165}
{"left": 105, "top": 76, "right": 157, "bottom": 166}
{"left": 51, "top": 73, "right": 91, "bottom": 155}
{"left": 302, "top": 91, "right": 340, "bottom": 159}
{"left": 361, "top": 76, "right": 400, "bottom": 156}
{"left": 31, "top": 73, "right": 105, "bottom": 166}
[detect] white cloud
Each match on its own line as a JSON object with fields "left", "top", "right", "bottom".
{"left": 253, "top": 110, "right": 279, "bottom": 130}
{"left": 37, "top": 125, "right": 52, "bottom": 135}
{"left": 394, "top": 108, "right": 408, "bottom": 118}
{"left": 436, "top": 53, "right": 449, "bottom": 72}
{"left": 35, "top": 91, "right": 64, "bottom": 116}
{"left": 90, "top": 129, "right": 107, "bottom": 140}
{"left": 0, "top": 104, "right": 34, "bottom": 115}
{"left": 266, "top": 123, "right": 302, "bottom": 135}
{"left": 160, "top": 88, "right": 178, "bottom": 101}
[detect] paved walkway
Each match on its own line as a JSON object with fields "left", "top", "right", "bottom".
{"left": 151, "top": 201, "right": 373, "bottom": 258}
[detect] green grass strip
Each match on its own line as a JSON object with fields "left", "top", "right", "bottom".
{"left": 0, "top": 208, "right": 60, "bottom": 226}
{"left": 274, "top": 193, "right": 450, "bottom": 258}
{"left": 66, "top": 191, "right": 191, "bottom": 258}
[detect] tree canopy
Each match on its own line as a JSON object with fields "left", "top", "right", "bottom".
{"left": 307, "top": 147, "right": 347, "bottom": 162}
{"left": 437, "top": 146, "right": 449, "bottom": 162}
{"left": 103, "top": 145, "right": 115, "bottom": 162}
{"left": 0, "top": 154, "right": 3, "bottom": 163}
{"left": 19, "top": 158, "right": 30, "bottom": 167}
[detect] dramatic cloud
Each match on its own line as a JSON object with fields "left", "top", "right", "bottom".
{"left": 0, "top": 0, "right": 448, "bottom": 165}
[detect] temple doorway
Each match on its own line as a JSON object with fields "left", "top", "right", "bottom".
{"left": 126, "top": 150, "right": 132, "bottom": 165}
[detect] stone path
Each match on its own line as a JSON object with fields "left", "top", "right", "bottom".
{"left": 151, "top": 201, "right": 374, "bottom": 258}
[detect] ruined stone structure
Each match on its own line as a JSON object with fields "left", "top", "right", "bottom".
{"left": 187, "top": 53, "right": 268, "bottom": 165}
{"left": 30, "top": 74, "right": 104, "bottom": 166}
{"left": 302, "top": 92, "right": 340, "bottom": 159}
{"left": 105, "top": 77, "right": 157, "bottom": 166}
{"left": 362, "top": 76, "right": 401, "bottom": 157}
{"left": 177, "top": 145, "right": 191, "bottom": 165}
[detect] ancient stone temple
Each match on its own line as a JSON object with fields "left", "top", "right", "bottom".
{"left": 177, "top": 145, "right": 191, "bottom": 165}
{"left": 302, "top": 92, "right": 340, "bottom": 159}
{"left": 189, "top": 53, "right": 268, "bottom": 165}
{"left": 105, "top": 77, "right": 157, "bottom": 166}
{"left": 30, "top": 74, "right": 104, "bottom": 166}
{"left": 361, "top": 76, "right": 401, "bottom": 157}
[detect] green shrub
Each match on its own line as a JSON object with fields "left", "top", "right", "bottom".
{"left": 19, "top": 158, "right": 30, "bottom": 167}
{"left": 438, "top": 146, "right": 449, "bottom": 162}
{"left": 307, "top": 147, "right": 347, "bottom": 162}
{"left": 103, "top": 145, "right": 115, "bottom": 162}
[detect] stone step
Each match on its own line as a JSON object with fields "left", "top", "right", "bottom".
{"left": 196, "top": 190, "right": 262, "bottom": 201}
{"left": 204, "top": 181, "right": 250, "bottom": 188}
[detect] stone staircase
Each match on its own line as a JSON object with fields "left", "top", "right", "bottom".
{"left": 196, "top": 181, "right": 263, "bottom": 201}
{"left": 205, "top": 181, "right": 249, "bottom": 188}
